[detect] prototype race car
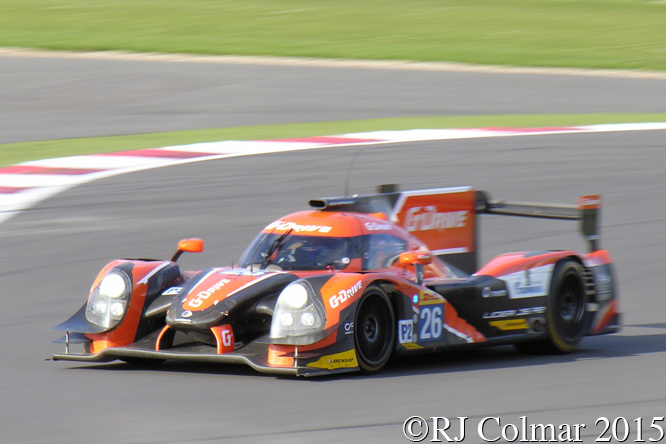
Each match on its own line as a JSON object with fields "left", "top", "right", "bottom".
{"left": 52, "top": 185, "right": 620, "bottom": 376}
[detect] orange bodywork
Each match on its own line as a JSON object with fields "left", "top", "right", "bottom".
{"left": 262, "top": 211, "right": 363, "bottom": 238}
{"left": 443, "top": 300, "right": 487, "bottom": 343}
{"left": 178, "top": 238, "right": 204, "bottom": 253}
{"left": 86, "top": 260, "right": 173, "bottom": 353}
{"left": 583, "top": 249, "right": 614, "bottom": 267}
{"left": 475, "top": 251, "right": 577, "bottom": 278}
{"left": 210, "top": 325, "right": 235, "bottom": 354}
{"left": 391, "top": 188, "right": 476, "bottom": 255}
{"left": 578, "top": 195, "right": 602, "bottom": 210}
{"left": 268, "top": 345, "right": 295, "bottom": 367}
{"left": 155, "top": 325, "right": 171, "bottom": 351}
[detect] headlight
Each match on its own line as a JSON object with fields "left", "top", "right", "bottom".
{"left": 282, "top": 284, "right": 308, "bottom": 309}
{"left": 98, "top": 273, "right": 126, "bottom": 298}
{"left": 270, "top": 281, "right": 326, "bottom": 339}
{"left": 86, "top": 270, "right": 131, "bottom": 329}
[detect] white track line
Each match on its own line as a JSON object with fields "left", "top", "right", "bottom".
{"left": 2, "top": 47, "right": 666, "bottom": 80}
{"left": 1, "top": 123, "right": 666, "bottom": 225}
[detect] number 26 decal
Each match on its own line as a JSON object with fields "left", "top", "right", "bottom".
{"left": 419, "top": 304, "right": 444, "bottom": 342}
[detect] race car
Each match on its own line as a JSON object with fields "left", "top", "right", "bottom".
{"left": 52, "top": 185, "right": 620, "bottom": 376}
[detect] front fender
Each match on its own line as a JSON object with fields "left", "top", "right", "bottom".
{"left": 270, "top": 272, "right": 409, "bottom": 346}
{"left": 53, "top": 259, "right": 182, "bottom": 352}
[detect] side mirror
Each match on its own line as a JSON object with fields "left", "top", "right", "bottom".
{"left": 398, "top": 251, "right": 432, "bottom": 285}
{"left": 398, "top": 251, "right": 432, "bottom": 266}
{"left": 171, "top": 238, "right": 204, "bottom": 262}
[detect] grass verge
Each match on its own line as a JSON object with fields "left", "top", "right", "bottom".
{"left": 1, "top": 1, "right": 666, "bottom": 70}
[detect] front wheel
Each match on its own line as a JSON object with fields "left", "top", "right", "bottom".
{"left": 354, "top": 287, "right": 395, "bottom": 373}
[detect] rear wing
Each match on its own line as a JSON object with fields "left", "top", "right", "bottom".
{"left": 309, "top": 185, "right": 601, "bottom": 274}
{"left": 476, "top": 191, "right": 600, "bottom": 251}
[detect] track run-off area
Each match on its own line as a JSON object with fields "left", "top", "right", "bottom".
{"left": 2, "top": 122, "right": 665, "bottom": 225}
{"left": 1, "top": 52, "right": 666, "bottom": 444}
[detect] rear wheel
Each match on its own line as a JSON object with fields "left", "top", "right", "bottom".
{"left": 516, "top": 260, "right": 587, "bottom": 354}
{"left": 354, "top": 287, "right": 395, "bottom": 372}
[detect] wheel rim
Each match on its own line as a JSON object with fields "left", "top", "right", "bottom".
{"left": 554, "top": 271, "right": 585, "bottom": 342}
{"left": 364, "top": 316, "right": 378, "bottom": 340}
{"left": 355, "top": 293, "right": 393, "bottom": 367}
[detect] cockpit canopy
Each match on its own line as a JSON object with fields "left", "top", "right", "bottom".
{"left": 238, "top": 231, "right": 409, "bottom": 272}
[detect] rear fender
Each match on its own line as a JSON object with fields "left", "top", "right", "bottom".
{"left": 475, "top": 250, "right": 582, "bottom": 300}
{"left": 477, "top": 249, "right": 620, "bottom": 335}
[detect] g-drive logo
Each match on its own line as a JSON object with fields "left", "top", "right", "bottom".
{"left": 221, "top": 330, "right": 233, "bottom": 347}
{"left": 329, "top": 281, "right": 363, "bottom": 308}
{"left": 187, "top": 278, "right": 231, "bottom": 308}
{"left": 404, "top": 206, "right": 468, "bottom": 232}
{"left": 265, "top": 220, "right": 332, "bottom": 233}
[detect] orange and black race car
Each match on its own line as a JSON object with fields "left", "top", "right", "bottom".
{"left": 52, "top": 186, "right": 620, "bottom": 376}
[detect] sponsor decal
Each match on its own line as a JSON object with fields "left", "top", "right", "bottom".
{"left": 398, "top": 320, "right": 414, "bottom": 343}
{"left": 513, "top": 282, "right": 544, "bottom": 296}
{"left": 211, "top": 325, "right": 234, "bottom": 354}
{"left": 418, "top": 289, "right": 444, "bottom": 305}
{"left": 402, "top": 342, "right": 424, "bottom": 350}
{"left": 329, "top": 280, "right": 363, "bottom": 308}
{"left": 187, "top": 278, "right": 231, "bottom": 308}
{"left": 364, "top": 222, "right": 393, "bottom": 231}
{"left": 344, "top": 322, "right": 354, "bottom": 335}
{"left": 306, "top": 349, "right": 358, "bottom": 370}
{"left": 482, "top": 307, "right": 546, "bottom": 319}
{"left": 482, "top": 287, "right": 508, "bottom": 298}
{"left": 419, "top": 304, "right": 444, "bottom": 342}
{"left": 162, "top": 286, "right": 183, "bottom": 296}
{"left": 222, "top": 330, "right": 233, "bottom": 347}
{"left": 181, "top": 311, "right": 193, "bottom": 318}
{"left": 489, "top": 319, "right": 529, "bottom": 330}
{"left": 501, "top": 265, "right": 553, "bottom": 299}
{"left": 404, "top": 206, "right": 469, "bottom": 232}
{"left": 391, "top": 188, "right": 476, "bottom": 256}
{"left": 578, "top": 194, "right": 602, "bottom": 209}
{"left": 265, "top": 220, "right": 332, "bottom": 233}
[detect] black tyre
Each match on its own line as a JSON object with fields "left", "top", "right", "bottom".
{"left": 354, "top": 287, "right": 395, "bottom": 373}
{"left": 516, "top": 259, "right": 587, "bottom": 354}
{"left": 547, "top": 260, "right": 587, "bottom": 352}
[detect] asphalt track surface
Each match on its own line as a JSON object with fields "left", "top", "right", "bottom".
{"left": 1, "top": 55, "right": 666, "bottom": 444}
{"left": 4, "top": 55, "right": 666, "bottom": 143}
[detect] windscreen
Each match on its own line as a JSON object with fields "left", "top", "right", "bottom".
{"left": 238, "top": 233, "right": 356, "bottom": 271}
{"left": 362, "top": 233, "right": 408, "bottom": 270}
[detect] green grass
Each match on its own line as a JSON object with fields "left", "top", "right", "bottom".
{"left": 1, "top": 0, "right": 666, "bottom": 70}
{"left": 2, "top": 113, "right": 666, "bottom": 168}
